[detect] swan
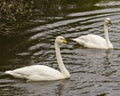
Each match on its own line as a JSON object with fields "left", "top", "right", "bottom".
{"left": 72, "top": 18, "right": 113, "bottom": 49}
{"left": 5, "top": 36, "right": 70, "bottom": 81}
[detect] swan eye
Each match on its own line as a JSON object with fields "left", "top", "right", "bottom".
{"left": 60, "top": 38, "right": 64, "bottom": 41}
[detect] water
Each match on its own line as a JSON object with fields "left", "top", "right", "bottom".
{"left": 0, "top": 0, "right": 120, "bottom": 96}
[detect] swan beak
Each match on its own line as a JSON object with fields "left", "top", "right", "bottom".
{"left": 109, "top": 20, "right": 111, "bottom": 24}
{"left": 108, "top": 21, "right": 111, "bottom": 27}
{"left": 63, "top": 39, "right": 67, "bottom": 44}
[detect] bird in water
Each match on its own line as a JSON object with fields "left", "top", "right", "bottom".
{"left": 72, "top": 18, "right": 113, "bottom": 49}
{"left": 5, "top": 36, "right": 70, "bottom": 82}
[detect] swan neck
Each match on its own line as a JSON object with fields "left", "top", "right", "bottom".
{"left": 104, "top": 24, "right": 110, "bottom": 44}
{"left": 55, "top": 42, "right": 70, "bottom": 77}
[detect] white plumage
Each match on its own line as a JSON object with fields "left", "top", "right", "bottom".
{"left": 5, "top": 36, "right": 70, "bottom": 81}
{"left": 5, "top": 65, "right": 64, "bottom": 81}
{"left": 72, "top": 18, "right": 113, "bottom": 49}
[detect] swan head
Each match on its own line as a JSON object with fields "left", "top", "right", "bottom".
{"left": 105, "top": 18, "right": 111, "bottom": 25}
{"left": 56, "top": 36, "right": 67, "bottom": 44}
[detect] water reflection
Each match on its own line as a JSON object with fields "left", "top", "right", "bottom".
{"left": 0, "top": 78, "right": 70, "bottom": 96}
{"left": 1, "top": 0, "right": 120, "bottom": 96}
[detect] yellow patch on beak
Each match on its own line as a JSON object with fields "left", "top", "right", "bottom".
{"left": 63, "top": 39, "right": 67, "bottom": 44}
{"left": 109, "top": 20, "right": 111, "bottom": 24}
{"left": 106, "top": 20, "right": 111, "bottom": 25}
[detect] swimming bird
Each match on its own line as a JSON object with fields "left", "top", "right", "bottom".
{"left": 72, "top": 18, "right": 113, "bottom": 49}
{"left": 5, "top": 36, "right": 70, "bottom": 81}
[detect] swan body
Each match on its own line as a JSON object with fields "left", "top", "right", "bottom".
{"left": 72, "top": 18, "right": 113, "bottom": 49}
{"left": 5, "top": 36, "right": 70, "bottom": 81}
{"left": 73, "top": 34, "right": 113, "bottom": 49}
{"left": 5, "top": 65, "right": 65, "bottom": 81}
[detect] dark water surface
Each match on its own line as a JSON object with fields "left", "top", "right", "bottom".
{"left": 1, "top": 0, "right": 120, "bottom": 96}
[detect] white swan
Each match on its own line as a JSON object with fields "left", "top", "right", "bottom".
{"left": 5, "top": 36, "right": 70, "bottom": 81}
{"left": 72, "top": 18, "right": 113, "bottom": 49}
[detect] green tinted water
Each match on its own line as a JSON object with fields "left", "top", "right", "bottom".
{"left": 0, "top": 0, "right": 120, "bottom": 96}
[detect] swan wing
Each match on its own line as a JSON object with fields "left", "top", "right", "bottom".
{"left": 73, "top": 34, "right": 107, "bottom": 49}
{"left": 5, "top": 65, "right": 64, "bottom": 81}
{"left": 80, "top": 34, "right": 106, "bottom": 45}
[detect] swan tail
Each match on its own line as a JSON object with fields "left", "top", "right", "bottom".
{"left": 5, "top": 70, "right": 27, "bottom": 79}
{"left": 72, "top": 38, "right": 84, "bottom": 44}
{"left": 72, "top": 39, "right": 75, "bottom": 41}
{"left": 5, "top": 70, "right": 13, "bottom": 75}
{"left": 72, "top": 37, "right": 82, "bottom": 42}
{"left": 72, "top": 38, "right": 78, "bottom": 42}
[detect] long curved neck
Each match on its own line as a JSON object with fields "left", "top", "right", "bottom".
{"left": 104, "top": 23, "right": 110, "bottom": 46}
{"left": 55, "top": 42, "right": 70, "bottom": 77}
